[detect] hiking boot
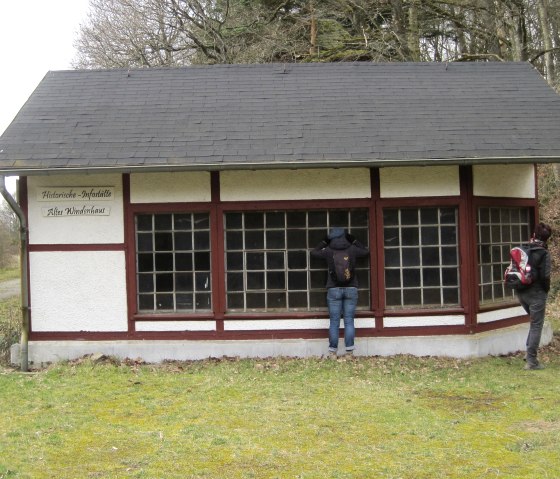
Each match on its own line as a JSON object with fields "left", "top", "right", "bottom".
{"left": 524, "top": 363, "right": 545, "bottom": 370}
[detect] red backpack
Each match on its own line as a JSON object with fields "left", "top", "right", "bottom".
{"left": 504, "top": 244, "right": 542, "bottom": 290}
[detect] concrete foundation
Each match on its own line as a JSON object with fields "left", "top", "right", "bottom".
{"left": 10, "top": 322, "right": 553, "bottom": 366}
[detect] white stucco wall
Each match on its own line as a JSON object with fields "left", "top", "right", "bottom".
{"left": 130, "top": 171, "right": 212, "bottom": 203}
{"left": 29, "top": 251, "right": 128, "bottom": 332}
{"left": 379, "top": 166, "right": 460, "bottom": 198}
{"left": 220, "top": 168, "right": 371, "bottom": 201}
{"left": 27, "top": 174, "right": 124, "bottom": 244}
{"left": 473, "top": 164, "right": 535, "bottom": 198}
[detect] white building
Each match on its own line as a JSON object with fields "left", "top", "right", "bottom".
{"left": 1, "top": 62, "right": 559, "bottom": 364}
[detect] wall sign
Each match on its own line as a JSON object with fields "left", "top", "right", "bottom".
{"left": 38, "top": 187, "right": 114, "bottom": 217}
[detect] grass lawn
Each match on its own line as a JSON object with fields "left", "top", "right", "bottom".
{"left": 1, "top": 285, "right": 559, "bottom": 478}
{"left": 1, "top": 342, "right": 559, "bottom": 479}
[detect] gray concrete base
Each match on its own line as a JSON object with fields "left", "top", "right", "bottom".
{"left": 10, "top": 322, "right": 553, "bottom": 366}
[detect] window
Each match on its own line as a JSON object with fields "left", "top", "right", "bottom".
{"left": 224, "top": 210, "right": 370, "bottom": 312}
{"left": 135, "top": 213, "right": 211, "bottom": 312}
{"left": 383, "top": 207, "right": 460, "bottom": 308}
{"left": 477, "top": 207, "right": 532, "bottom": 304}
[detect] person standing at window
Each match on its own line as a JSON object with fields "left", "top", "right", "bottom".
{"left": 517, "top": 222, "right": 553, "bottom": 370}
{"left": 311, "top": 227, "right": 369, "bottom": 358}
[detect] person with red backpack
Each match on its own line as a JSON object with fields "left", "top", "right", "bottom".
{"left": 311, "top": 227, "right": 369, "bottom": 358}
{"left": 516, "top": 223, "right": 553, "bottom": 370}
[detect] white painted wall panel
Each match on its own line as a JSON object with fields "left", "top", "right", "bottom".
{"left": 473, "top": 164, "right": 534, "bottom": 198}
{"left": 380, "top": 166, "right": 460, "bottom": 198}
{"left": 477, "top": 306, "right": 526, "bottom": 324}
{"left": 224, "top": 317, "right": 376, "bottom": 331}
{"left": 130, "top": 172, "right": 211, "bottom": 203}
{"left": 30, "top": 251, "right": 128, "bottom": 332}
{"left": 220, "top": 168, "right": 371, "bottom": 201}
{"left": 136, "top": 321, "right": 216, "bottom": 332}
{"left": 27, "top": 174, "right": 124, "bottom": 244}
{"left": 383, "top": 315, "right": 465, "bottom": 327}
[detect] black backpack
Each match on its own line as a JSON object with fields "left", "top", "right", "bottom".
{"left": 330, "top": 249, "right": 354, "bottom": 286}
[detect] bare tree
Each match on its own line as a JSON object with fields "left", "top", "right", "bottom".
{"left": 73, "top": 0, "right": 560, "bottom": 86}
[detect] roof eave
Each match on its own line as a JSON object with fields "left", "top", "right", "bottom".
{"left": 1, "top": 155, "right": 560, "bottom": 177}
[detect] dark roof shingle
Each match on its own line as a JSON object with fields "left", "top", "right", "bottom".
{"left": 1, "top": 62, "right": 560, "bottom": 175}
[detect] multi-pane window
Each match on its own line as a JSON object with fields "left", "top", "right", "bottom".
{"left": 225, "top": 210, "right": 370, "bottom": 312}
{"left": 477, "top": 207, "right": 532, "bottom": 304}
{"left": 135, "top": 213, "right": 211, "bottom": 313}
{"left": 383, "top": 207, "right": 460, "bottom": 308}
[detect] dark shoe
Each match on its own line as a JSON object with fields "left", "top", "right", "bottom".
{"left": 524, "top": 363, "right": 545, "bottom": 370}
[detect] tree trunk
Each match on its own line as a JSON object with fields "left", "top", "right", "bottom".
{"left": 537, "top": 0, "right": 556, "bottom": 86}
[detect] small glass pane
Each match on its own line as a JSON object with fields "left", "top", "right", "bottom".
{"left": 138, "top": 294, "right": 154, "bottom": 310}
{"left": 288, "top": 292, "right": 308, "bottom": 308}
{"left": 156, "top": 274, "right": 173, "bottom": 292}
{"left": 226, "top": 213, "right": 243, "bottom": 229}
{"left": 174, "top": 232, "right": 192, "bottom": 251}
{"left": 287, "top": 230, "right": 307, "bottom": 249}
{"left": 154, "top": 215, "right": 172, "bottom": 230}
{"left": 227, "top": 252, "right": 244, "bottom": 271}
{"left": 194, "top": 252, "right": 211, "bottom": 270}
{"left": 266, "top": 212, "right": 285, "bottom": 228}
{"left": 245, "top": 212, "right": 264, "bottom": 229}
{"left": 174, "top": 214, "right": 192, "bottom": 230}
{"left": 227, "top": 273, "right": 244, "bottom": 291}
{"left": 403, "top": 269, "right": 421, "bottom": 287}
{"left": 176, "top": 273, "right": 193, "bottom": 292}
{"left": 194, "top": 231, "right": 210, "bottom": 249}
{"left": 401, "top": 210, "right": 419, "bottom": 225}
{"left": 247, "top": 272, "right": 265, "bottom": 290}
{"left": 403, "top": 289, "right": 422, "bottom": 306}
{"left": 384, "top": 228, "right": 399, "bottom": 246}
{"left": 155, "top": 253, "right": 173, "bottom": 271}
{"left": 246, "top": 252, "right": 265, "bottom": 270}
{"left": 176, "top": 294, "right": 193, "bottom": 309}
{"left": 384, "top": 249, "right": 400, "bottom": 267}
{"left": 138, "top": 254, "right": 153, "bottom": 272}
{"left": 267, "top": 271, "right": 285, "bottom": 289}
{"left": 423, "top": 288, "right": 441, "bottom": 305}
{"left": 245, "top": 231, "right": 264, "bottom": 249}
{"left": 288, "top": 271, "right": 307, "bottom": 290}
{"left": 286, "top": 212, "right": 306, "bottom": 227}
{"left": 402, "top": 248, "right": 420, "bottom": 267}
{"left": 195, "top": 293, "right": 211, "bottom": 310}
{"left": 155, "top": 233, "right": 173, "bottom": 251}
{"left": 267, "top": 252, "right": 285, "bottom": 269}
{"left": 137, "top": 215, "right": 153, "bottom": 231}
{"left": 268, "top": 292, "right": 287, "bottom": 309}
{"left": 176, "top": 253, "right": 193, "bottom": 271}
{"left": 288, "top": 251, "right": 307, "bottom": 269}
{"left": 308, "top": 211, "right": 328, "bottom": 227}
{"left": 247, "top": 293, "right": 265, "bottom": 309}
{"left": 156, "top": 294, "right": 173, "bottom": 310}
{"left": 137, "top": 233, "right": 153, "bottom": 252}
{"left": 227, "top": 293, "right": 244, "bottom": 309}
{"left": 226, "top": 231, "right": 243, "bottom": 250}
{"left": 266, "top": 230, "right": 285, "bottom": 249}
{"left": 138, "top": 274, "right": 154, "bottom": 293}
{"left": 193, "top": 213, "right": 209, "bottom": 229}
{"left": 385, "top": 269, "right": 401, "bottom": 288}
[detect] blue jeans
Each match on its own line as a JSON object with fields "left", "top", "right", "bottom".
{"left": 327, "top": 287, "right": 358, "bottom": 352}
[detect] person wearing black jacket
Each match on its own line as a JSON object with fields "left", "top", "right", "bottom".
{"left": 517, "top": 222, "right": 552, "bottom": 370}
{"left": 311, "top": 227, "right": 369, "bottom": 358}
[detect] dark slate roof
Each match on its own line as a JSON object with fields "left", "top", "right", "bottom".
{"left": 1, "top": 62, "right": 560, "bottom": 175}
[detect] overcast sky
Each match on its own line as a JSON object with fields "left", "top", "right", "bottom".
{"left": 0, "top": 0, "right": 91, "bottom": 136}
